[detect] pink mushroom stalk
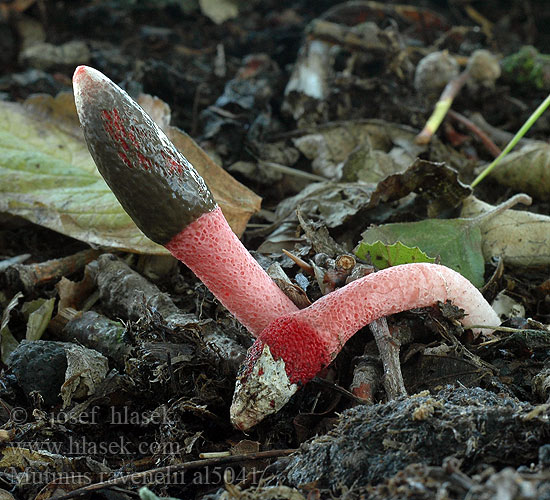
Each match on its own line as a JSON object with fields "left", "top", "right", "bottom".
{"left": 230, "top": 263, "right": 500, "bottom": 429}
{"left": 73, "top": 66, "right": 298, "bottom": 336}
{"left": 73, "top": 66, "right": 500, "bottom": 432}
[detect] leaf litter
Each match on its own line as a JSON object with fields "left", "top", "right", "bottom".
{"left": 1, "top": 2, "right": 550, "bottom": 500}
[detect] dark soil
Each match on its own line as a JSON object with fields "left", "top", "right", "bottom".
{"left": 1, "top": 1, "right": 550, "bottom": 499}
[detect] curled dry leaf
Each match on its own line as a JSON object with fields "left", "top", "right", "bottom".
{"left": 291, "top": 120, "right": 468, "bottom": 181}
{"left": 0, "top": 446, "right": 110, "bottom": 482}
{"left": 22, "top": 297, "right": 56, "bottom": 341}
{"left": 0, "top": 292, "right": 23, "bottom": 363}
{"left": 60, "top": 344, "right": 109, "bottom": 408}
{"left": 460, "top": 195, "right": 550, "bottom": 266}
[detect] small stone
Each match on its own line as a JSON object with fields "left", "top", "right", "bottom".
{"left": 414, "top": 50, "right": 460, "bottom": 97}
{"left": 8, "top": 340, "right": 68, "bottom": 406}
{"left": 467, "top": 49, "right": 501, "bottom": 88}
{"left": 539, "top": 444, "right": 550, "bottom": 467}
{"left": 19, "top": 41, "right": 90, "bottom": 71}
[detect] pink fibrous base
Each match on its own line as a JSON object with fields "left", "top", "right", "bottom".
{"left": 166, "top": 207, "right": 299, "bottom": 336}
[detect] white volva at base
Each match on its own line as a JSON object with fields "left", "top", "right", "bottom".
{"left": 230, "top": 344, "right": 298, "bottom": 431}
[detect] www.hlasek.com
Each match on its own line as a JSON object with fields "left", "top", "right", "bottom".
{"left": 8, "top": 436, "right": 183, "bottom": 456}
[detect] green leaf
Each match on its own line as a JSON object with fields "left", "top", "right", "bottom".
{"left": 355, "top": 241, "right": 436, "bottom": 269}
{"left": 354, "top": 218, "right": 485, "bottom": 287}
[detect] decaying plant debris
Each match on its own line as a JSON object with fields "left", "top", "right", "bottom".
{"left": 280, "top": 387, "right": 550, "bottom": 492}
{"left": 1, "top": 1, "right": 550, "bottom": 499}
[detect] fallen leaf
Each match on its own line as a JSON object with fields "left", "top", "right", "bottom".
{"left": 0, "top": 488, "right": 15, "bottom": 500}
{"left": 356, "top": 218, "right": 485, "bottom": 287}
{"left": 275, "top": 182, "right": 376, "bottom": 229}
{"left": 199, "top": 0, "right": 239, "bottom": 24}
{"left": 460, "top": 195, "right": 550, "bottom": 266}
{"left": 0, "top": 93, "right": 260, "bottom": 254}
{"left": 0, "top": 292, "right": 23, "bottom": 363}
{"left": 22, "top": 297, "right": 56, "bottom": 341}
{"left": 60, "top": 344, "right": 109, "bottom": 407}
{"left": 341, "top": 142, "right": 404, "bottom": 183}
{"left": 137, "top": 93, "right": 171, "bottom": 131}
{"left": 34, "top": 476, "right": 92, "bottom": 500}
{"left": 262, "top": 160, "right": 469, "bottom": 254}
{"left": 55, "top": 267, "right": 95, "bottom": 312}
{"left": 355, "top": 241, "right": 436, "bottom": 269}
{"left": 167, "top": 127, "right": 261, "bottom": 236}
{"left": 291, "top": 120, "right": 470, "bottom": 180}
{"left": 370, "top": 159, "right": 471, "bottom": 217}
{"left": 492, "top": 291, "right": 525, "bottom": 319}
{"left": 0, "top": 445, "right": 110, "bottom": 474}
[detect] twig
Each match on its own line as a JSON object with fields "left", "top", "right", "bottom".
{"left": 311, "top": 377, "right": 368, "bottom": 404}
{"left": 447, "top": 109, "right": 502, "bottom": 157}
{"left": 0, "top": 254, "right": 31, "bottom": 272}
{"left": 415, "top": 70, "right": 470, "bottom": 145}
{"left": 282, "top": 249, "right": 314, "bottom": 275}
{"left": 5, "top": 249, "right": 101, "bottom": 292}
{"left": 369, "top": 318, "right": 407, "bottom": 399}
{"left": 350, "top": 354, "right": 381, "bottom": 402}
{"left": 259, "top": 160, "right": 327, "bottom": 182}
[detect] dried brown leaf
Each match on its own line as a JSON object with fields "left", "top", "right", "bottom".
{"left": 461, "top": 195, "right": 550, "bottom": 266}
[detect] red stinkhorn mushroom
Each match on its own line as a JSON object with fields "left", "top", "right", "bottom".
{"left": 73, "top": 66, "right": 500, "bottom": 432}
{"left": 73, "top": 66, "right": 298, "bottom": 336}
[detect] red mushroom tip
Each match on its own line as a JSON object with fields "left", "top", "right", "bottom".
{"left": 73, "top": 65, "right": 88, "bottom": 82}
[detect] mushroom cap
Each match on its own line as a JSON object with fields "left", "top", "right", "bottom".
{"left": 73, "top": 65, "right": 216, "bottom": 244}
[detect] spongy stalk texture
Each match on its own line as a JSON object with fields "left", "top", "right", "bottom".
{"left": 166, "top": 207, "right": 299, "bottom": 336}
{"left": 298, "top": 263, "right": 500, "bottom": 356}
